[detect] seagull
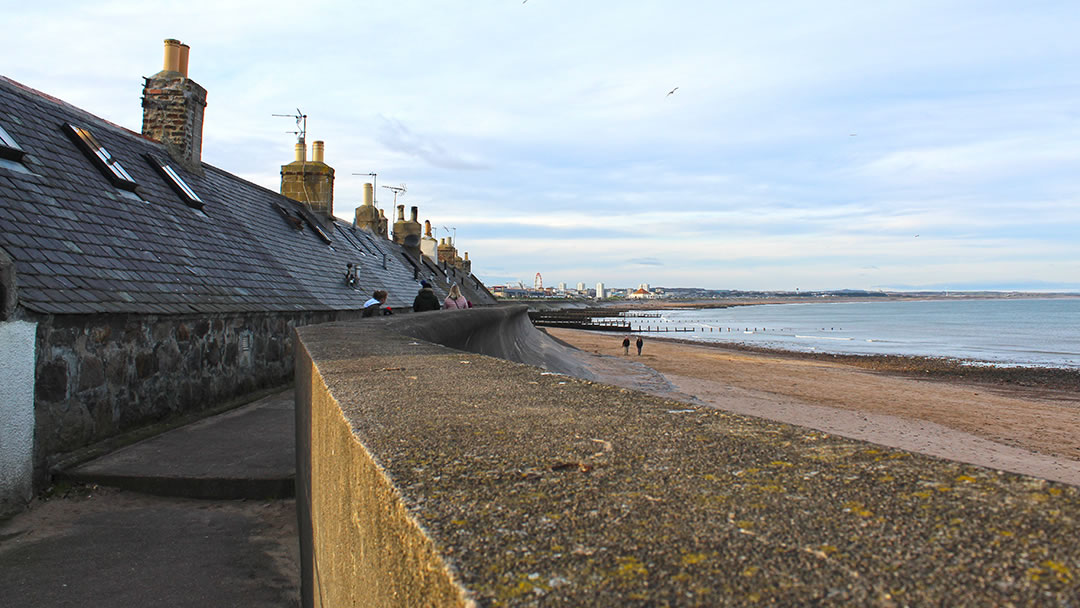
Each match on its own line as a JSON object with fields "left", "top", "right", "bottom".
{"left": 666, "top": 87, "right": 679, "bottom": 97}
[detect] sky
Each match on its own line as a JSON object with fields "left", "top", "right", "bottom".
{"left": 3, "top": 0, "right": 1080, "bottom": 292}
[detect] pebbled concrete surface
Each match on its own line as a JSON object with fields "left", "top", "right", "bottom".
{"left": 298, "top": 307, "right": 1080, "bottom": 606}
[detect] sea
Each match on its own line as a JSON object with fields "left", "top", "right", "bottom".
{"left": 600, "top": 298, "right": 1080, "bottom": 369}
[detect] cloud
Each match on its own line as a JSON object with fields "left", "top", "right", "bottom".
{"left": 376, "top": 116, "right": 487, "bottom": 171}
{"left": 628, "top": 258, "right": 664, "bottom": 266}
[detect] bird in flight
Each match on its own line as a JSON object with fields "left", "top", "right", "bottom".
{"left": 666, "top": 87, "right": 679, "bottom": 97}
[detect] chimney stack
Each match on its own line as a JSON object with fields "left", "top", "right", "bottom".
{"left": 420, "top": 219, "right": 438, "bottom": 260}
{"left": 281, "top": 140, "right": 335, "bottom": 219}
{"left": 354, "top": 182, "right": 380, "bottom": 233}
{"left": 393, "top": 204, "right": 423, "bottom": 252}
{"left": 142, "top": 38, "right": 207, "bottom": 172}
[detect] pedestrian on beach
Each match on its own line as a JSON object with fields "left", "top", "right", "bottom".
{"left": 443, "top": 284, "right": 468, "bottom": 310}
{"left": 413, "top": 280, "right": 441, "bottom": 312}
{"left": 362, "top": 290, "right": 390, "bottom": 317}
{"left": 622, "top": 336, "right": 631, "bottom": 355}
{"left": 636, "top": 336, "right": 644, "bottom": 355}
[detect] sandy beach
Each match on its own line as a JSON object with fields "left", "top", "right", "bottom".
{"left": 545, "top": 327, "right": 1080, "bottom": 486}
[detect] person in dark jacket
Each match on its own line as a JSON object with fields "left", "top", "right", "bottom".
{"left": 636, "top": 336, "right": 644, "bottom": 355}
{"left": 413, "top": 280, "right": 441, "bottom": 312}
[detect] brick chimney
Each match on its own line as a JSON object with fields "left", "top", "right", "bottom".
{"left": 141, "top": 39, "right": 207, "bottom": 173}
{"left": 280, "top": 140, "right": 335, "bottom": 219}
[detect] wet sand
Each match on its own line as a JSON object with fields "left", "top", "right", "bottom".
{"left": 545, "top": 327, "right": 1080, "bottom": 486}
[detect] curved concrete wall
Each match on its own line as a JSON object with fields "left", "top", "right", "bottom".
{"left": 384, "top": 306, "right": 595, "bottom": 379}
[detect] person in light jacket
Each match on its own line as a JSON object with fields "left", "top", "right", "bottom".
{"left": 443, "top": 284, "right": 469, "bottom": 310}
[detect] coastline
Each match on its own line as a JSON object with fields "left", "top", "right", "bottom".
{"left": 545, "top": 327, "right": 1080, "bottom": 486}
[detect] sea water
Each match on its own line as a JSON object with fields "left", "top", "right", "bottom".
{"left": 606, "top": 298, "right": 1080, "bottom": 368}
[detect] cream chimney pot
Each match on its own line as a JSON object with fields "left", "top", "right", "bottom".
{"left": 312, "top": 140, "right": 325, "bottom": 163}
{"left": 163, "top": 39, "right": 182, "bottom": 73}
{"left": 363, "top": 183, "right": 374, "bottom": 206}
{"left": 294, "top": 142, "right": 306, "bottom": 162}
{"left": 178, "top": 43, "right": 190, "bottom": 77}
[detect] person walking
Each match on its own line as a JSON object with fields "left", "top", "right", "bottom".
{"left": 413, "top": 280, "right": 441, "bottom": 312}
{"left": 622, "top": 336, "right": 631, "bottom": 355}
{"left": 636, "top": 336, "right": 644, "bottom": 355}
{"left": 443, "top": 284, "right": 468, "bottom": 310}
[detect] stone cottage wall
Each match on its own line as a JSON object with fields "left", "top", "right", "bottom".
{"left": 31, "top": 309, "right": 363, "bottom": 478}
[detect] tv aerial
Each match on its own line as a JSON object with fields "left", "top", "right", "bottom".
{"left": 272, "top": 108, "right": 307, "bottom": 144}
{"left": 381, "top": 183, "right": 407, "bottom": 205}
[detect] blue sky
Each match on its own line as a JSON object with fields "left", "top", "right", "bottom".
{"left": 4, "top": 0, "right": 1080, "bottom": 291}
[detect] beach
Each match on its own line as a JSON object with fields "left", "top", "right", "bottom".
{"left": 545, "top": 327, "right": 1080, "bottom": 486}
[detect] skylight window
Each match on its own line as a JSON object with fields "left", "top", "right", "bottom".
{"left": 0, "top": 123, "right": 25, "bottom": 161}
{"left": 145, "top": 154, "right": 204, "bottom": 209}
{"left": 62, "top": 122, "right": 138, "bottom": 191}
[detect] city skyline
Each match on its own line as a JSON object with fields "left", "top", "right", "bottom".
{"left": 4, "top": 1, "right": 1079, "bottom": 292}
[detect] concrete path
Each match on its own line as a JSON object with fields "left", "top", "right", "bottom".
{"left": 0, "top": 389, "right": 300, "bottom": 607}
{"left": 62, "top": 390, "right": 295, "bottom": 499}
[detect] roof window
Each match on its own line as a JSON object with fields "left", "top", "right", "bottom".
{"left": 62, "top": 122, "right": 138, "bottom": 191}
{"left": 0, "top": 123, "right": 26, "bottom": 161}
{"left": 145, "top": 154, "right": 204, "bottom": 209}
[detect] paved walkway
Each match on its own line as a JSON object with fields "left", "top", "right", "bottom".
{"left": 0, "top": 389, "right": 299, "bottom": 607}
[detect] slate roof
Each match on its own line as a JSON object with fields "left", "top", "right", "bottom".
{"left": 0, "top": 76, "right": 495, "bottom": 315}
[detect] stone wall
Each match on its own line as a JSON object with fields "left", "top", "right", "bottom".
{"left": 31, "top": 309, "right": 363, "bottom": 479}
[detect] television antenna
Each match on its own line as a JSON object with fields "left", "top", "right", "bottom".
{"left": 351, "top": 172, "right": 378, "bottom": 209}
{"left": 381, "top": 184, "right": 407, "bottom": 205}
{"left": 272, "top": 108, "right": 307, "bottom": 144}
{"left": 441, "top": 225, "right": 457, "bottom": 244}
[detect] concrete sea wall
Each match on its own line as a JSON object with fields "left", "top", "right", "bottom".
{"left": 295, "top": 305, "right": 1080, "bottom": 606}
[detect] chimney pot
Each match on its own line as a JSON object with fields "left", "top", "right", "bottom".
{"left": 163, "top": 39, "right": 181, "bottom": 73}
{"left": 424, "top": 220, "right": 432, "bottom": 237}
{"left": 312, "top": 140, "right": 325, "bottom": 163}
{"left": 410, "top": 206, "right": 418, "bottom": 222}
{"left": 294, "top": 142, "right": 306, "bottom": 162}
{"left": 363, "top": 183, "right": 374, "bottom": 206}
{"left": 178, "top": 43, "right": 190, "bottom": 77}
{"left": 396, "top": 205, "right": 405, "bottom": 221}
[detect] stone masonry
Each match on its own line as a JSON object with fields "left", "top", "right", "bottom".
{"left": 31, "top": 309, "right": 362, "bottom": 482}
